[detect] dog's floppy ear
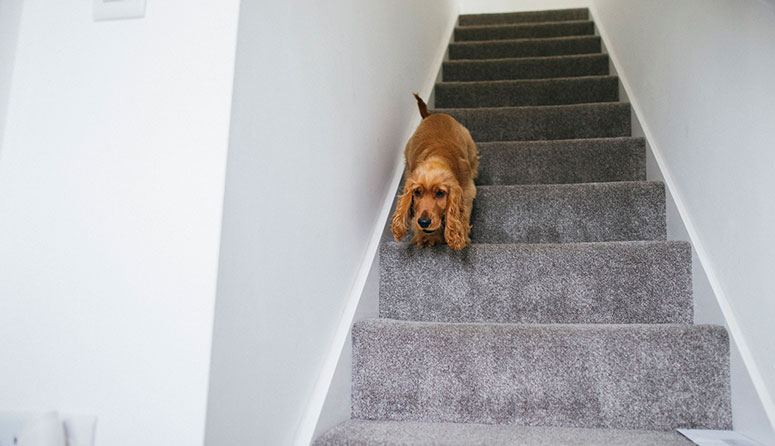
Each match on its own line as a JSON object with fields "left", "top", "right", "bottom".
{"left": 392, "top": 179, "right": 415, "bottom": 241}
{"left": 444, "top": 184, "right": 470, "bottom": 251}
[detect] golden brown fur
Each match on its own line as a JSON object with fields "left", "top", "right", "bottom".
{"left": 392, "top": 94, "right": 478, "bottom": 250}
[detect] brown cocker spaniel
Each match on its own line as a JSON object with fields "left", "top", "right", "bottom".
{"left": 391, "top": 94, "right": 478, "bottom": 250}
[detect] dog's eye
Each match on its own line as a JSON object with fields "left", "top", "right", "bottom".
{"left": 435, "top": 190, "right": 445, "bottom": 198}
{"left": 413, "top": 189, "right": 421, "bottom": 198}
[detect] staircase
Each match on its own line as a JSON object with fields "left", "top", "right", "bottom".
{"left": 314, "top": 8, "right": 731, "bottom": 445}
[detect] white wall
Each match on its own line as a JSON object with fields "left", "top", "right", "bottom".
{"left": 460, "top": 0, "right": 590, "bottom": 14}
{"left": 592, "top": 0, "right": 775, "bottom": 442}
{"left": 205, "top": 1, "right": 458, "bottom": 444}
{"left": 312, "top": 258, "right": 380, "bottom": 439}
{"left": 0, "top": 0, "right": 240, "bottom": 444}
{"left": 0, "top": 0, "right": 24, "bottom": 150}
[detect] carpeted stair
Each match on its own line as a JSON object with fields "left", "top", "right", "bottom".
{"left": 454, "top": 21, "right": 595, "bottom": 41}
{"left": 379, "top": 241, "right": 692, "bottom": 325}
{"left": 434, "top": 76, "right": 619, "bottom": 107}
{"left": 449, "top": 36, "right": 602, "bottom": 60}
{"left": 475, "top": 137, "right": 645, "bottom": 185}
{"left": 314, "top": 8, "right": 730, "bottom": 445}
{"left": 443, "top": 54, "right": 610, "bottom": 81}
{"left": 469, "top": 181, "right": 666, "bottom": 243}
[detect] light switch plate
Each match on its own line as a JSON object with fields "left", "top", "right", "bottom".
{"left": 93, "top": 0, "right": 146, "bottom": 21}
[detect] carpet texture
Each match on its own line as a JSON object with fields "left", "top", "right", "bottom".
{"left": 454, "top": 20, "right": 595, "bottom": 42}
{"left": 351, "top": 320, "right": 731, "bottom": 430}
{"left": 443, "top": 54, "right": 610, "bottom": 82}
{"left": 435, "top": 103, "right": 631, "bottom": 141}
{"left": 458, "top": 8, "right": 589, "bottom": 26}
{"left": 314, "top": 420, "right": 697, "bottom": 446}
{"left": 379, "top": 241, "right": 692, "bottom": 324}
{"left": 435, "top": 76, "right": 619, "bottom": 108}
{"left": 469, "top": 181, "right": 666, "bottom": 243}
{"left": 314, "top": 7, "right": 731, "bottom": 445}
{"left": 449, "top": 35, "right": 602, "bottom": 60}
{"left": 475, "top": 137, "right": 646, "bottom": 185}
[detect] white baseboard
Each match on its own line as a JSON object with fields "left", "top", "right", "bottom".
{"left": 291, "top": 9, "right": 459, "bottom": 445}
{"left": 589, "top": 4, "right": 775, "bottom": 436}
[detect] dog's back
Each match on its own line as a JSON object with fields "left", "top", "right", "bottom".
{"left": 405, "top": 96, "right": 479, "bottom": 181}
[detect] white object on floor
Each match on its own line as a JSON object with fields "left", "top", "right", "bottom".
{"left": 16, "top": 412, "right": 65, "bottom": 446}
{"left": 0, "top": 411, "right": 29, "bottom": 446}
{"left": 62, "top": 415, "right": 96, "bottom": 446}
{"left": 678, "top": 429, "right": 763, "bottom": 446}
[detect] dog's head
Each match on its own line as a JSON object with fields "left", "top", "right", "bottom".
{"left": 391, "top": 161, "right": 465, "bottom": 247}
{"left": 407, "top": 168, "right": 457, "bottom": 235}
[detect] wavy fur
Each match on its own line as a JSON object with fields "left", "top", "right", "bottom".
{"left": 391, "top": 95, "right": 478, "bottom": 250}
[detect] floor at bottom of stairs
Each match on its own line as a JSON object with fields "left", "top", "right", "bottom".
{"left": 313, "top": 420, "right": 695, "bottom": 446}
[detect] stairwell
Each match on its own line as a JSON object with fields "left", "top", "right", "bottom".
{"left": 315, "top": 8, "right": 731, "bottom": 445}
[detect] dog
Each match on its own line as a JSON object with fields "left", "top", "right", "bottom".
{"left": 391, "top": 94, "right": 478, "bottom": 251}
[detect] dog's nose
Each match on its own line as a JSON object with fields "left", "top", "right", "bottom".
{"left": 417, "top": 217, "right": 431, "bottom": 228}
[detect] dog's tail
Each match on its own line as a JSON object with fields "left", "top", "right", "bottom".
{"left": 413, "top": 93, "right": 431, "bottom": 119}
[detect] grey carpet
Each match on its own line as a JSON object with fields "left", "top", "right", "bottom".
{"left": 443, "top": 54, "right": 610, "bottom": 82}
{"left": 458, "top": 8, "right": 589, "bottom": 26}
{"left": 352, "top": 319, "right": 731, "bottom": 430}
{"left": 379, "top": 241, "right": 692, "bottom": 324}
{"left": 449, "top": 36, "right": 601, "bottom": 60}
{"left": 435, "top": 103, "right": 631, "bottom": 141}
{"left": 476, "top": 137, "right": 646, "bottom": 185}
{"left": 315, "top": 7, "right": 731, "bottom": 444}
{"left": 468, "top": 181, "right": 665, "bottom": 243}
{"left": 313, "top": 420, "right": 696, "bottom": 446}
{"left": 454, "top": 20, "right": 595, "bottom": 42}
{"left": 435, "top": 76, "right": 619, "bottom": 108}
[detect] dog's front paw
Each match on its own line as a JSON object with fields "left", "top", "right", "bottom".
{"left": 420, "top": 238, "right": 441, "bottom": 248}
{"left": 411, "top": 231, "right": 443, "bottom": 248}
{"left": 447, "top": 236, "right": 470, "bottom": 251}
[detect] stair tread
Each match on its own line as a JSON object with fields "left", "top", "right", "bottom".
{"left": 352, "top": 319, "right": 731, "bottom": 430}
{"left": 435, "top": 102, "right": 626, "bottom": 111}
{"left": 380, "top": 240, "right": 691, "bottom": 324}
{"left": 314, "top": 420, "right": 696, "bottom": 446}
{"left": 435, "top": 75, "right": 619, "bottom": 108}
{"left": 438, "top": 74, "right": 616, "bottom": 86}
{"left": 455, "top": 20, "right": 595, "bottom": 41}
{"left": 433, "top": 102, "right": 631, "bottom": 142}
{"left": 476, "top": 137, "right": 646, "bottom": 185}
{"left": 451, "top": 34, "right": 601, "bottom": 46}
{"left": 459, "top": 8, "right": 589, "bottom": 26}
{"left": 457, "top": 19, "right": 594, "bottom": 30}
{"left": 446, "top": 53, "right": 608, "bottom": 64}
{"left": 449, "top": 35, "right": 601, "bottom": 60}
{"left": 443, "top": 54, "right": 611, "bottom": 81}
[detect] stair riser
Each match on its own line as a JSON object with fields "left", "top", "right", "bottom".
{"left": 380, "top": 241, "right": 691, "bottom": 324}
{"left": 450, "top": 37, "right": 601, "bottom": 60}
{"left": 435, "top": 76, "right": 618, "bottom": 108}
{"left": 455, "top": 21, "right": 594, "bottom": 41}
{"left": 436, "top": 103, "right": 630, "bottom": 142}
{"left": 315, "top": 421, "right": 700, "bottom": 446}
{"left": 469, "top": 182, "right": 665, "bottom": 243}
{"left": 444, "top": 55, "right": 610, "bottom": 82}
{"left": 459, "top": 8, "right": 589, "bottom": 26}
{"left": 476, "top": 138, "right": 646, "bottom": 185}
{"left": 352, "top": 320, "right": 731, "bottom": 430}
